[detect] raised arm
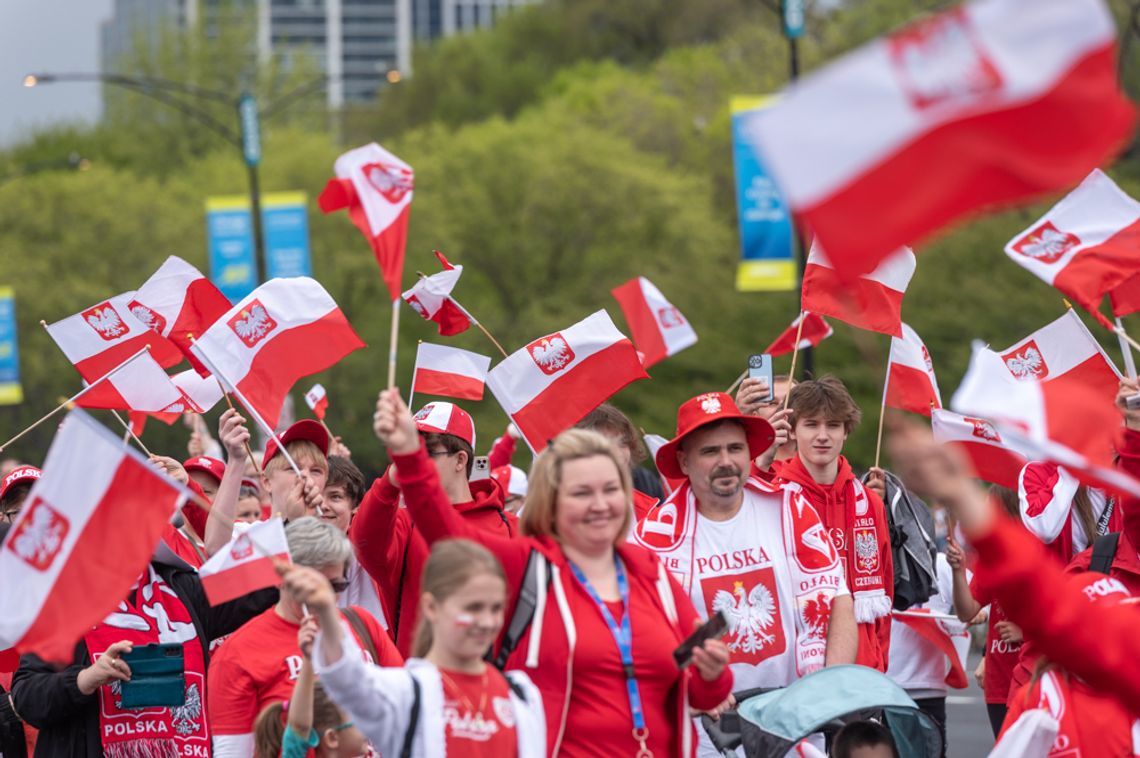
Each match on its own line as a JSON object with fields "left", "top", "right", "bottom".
{"left": 204, "top": 408, "right": 251, "bottom": 556}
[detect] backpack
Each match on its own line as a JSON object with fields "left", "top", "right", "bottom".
{"left": 863, "top": 469, "right": 938, "bottom": 611}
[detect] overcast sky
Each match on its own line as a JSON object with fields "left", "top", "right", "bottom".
{"left": 0, "top": 0, "right": 114, "bottom": 147}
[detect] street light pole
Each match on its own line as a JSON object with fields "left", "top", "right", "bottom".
{"left": 237, "top": 92, "right": 265, "bottom": 284}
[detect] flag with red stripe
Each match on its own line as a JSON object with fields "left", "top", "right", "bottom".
{"left": 190, "top": 277, "right": 366, "bottom": 429}
{"left": 0, "top": 410, "right": 190, "bottom": 662}
{"left": 401, "top": 251, "right": 472, "bottom": 336}
{"left": 132, "top": 256, "right": 233, "bottom": 376}
{"left": 892, "top": 609, "right": 970, "bottom": 688}
{"left": 304, "top": 384, "right": 329, "bottom": 420}
{"left": 487, "top": 311, "right": 648, "bottom": 452}
{"left": 884, "top": 323, "right": 941, "bottom": 416}
{"left": 73, "top": 349, "right": 186, "bottom": 413}
{"left": 318, "top": 143, "right": 413, "bottom": 301}
{"left": 610, "top": 277, "right": 697, "bottom": 368}
{"left": 764, "top": 312, "right": 833, "bottom": 357}
{"left": 742, "top": 0, "right": 1135, "bottom": 280}
{"left": 198, "top": 518, "right": 290, "bottom": 606}
{"left": 931, "top": 409, "right": 1027, "bottom": 489}
{"left": 802, "top": 243, "right": 915, "bottom": 337}
{"left": 412, "top": 343, "right": 490, "bottom": 401}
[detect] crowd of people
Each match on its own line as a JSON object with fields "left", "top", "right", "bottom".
{"left": 1, "top": 369, "right": 1139, "bottom": 758}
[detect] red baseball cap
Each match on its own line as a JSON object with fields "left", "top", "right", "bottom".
{"left": 655, "top": 392, "right": 774, "bottom": 480}
{"left": 491, "top": 465, "right": 528, "bottom": 498}
{"left": 0, "top": 466, "right": 41, "bottom": 500}
{"left": 262, "top": 419, "right": 330, "bottom": 470}
{"left": 183, "top": 456, "right": 226, "bottom": 484}
{"left": 413, "top": 402, "right": 476, "bottom": 449}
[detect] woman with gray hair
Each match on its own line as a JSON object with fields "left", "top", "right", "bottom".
{"left": 205, "top": 517, "right": 403, "bottom": 757}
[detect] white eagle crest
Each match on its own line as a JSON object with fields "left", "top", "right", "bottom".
{"left": 232, "top": 304, "right": 274, "bottom": 343}
{"left": 130, "top": 305, "right": 159, "bottom": 330}
{"left": 1005, "top": 347, "right": 1044, "bottom": 380}
{"left": 170, "top": 683, "right": 202, "bottom": 735}
{"left": 971, "top": 419, "right": 1000, "bottom": 442}
{"left": 86, "top": 306, "right": 128, "bottom": 338}
{"left": 531, "top": 337, "right": 572, "bottom": 372}
{"left": 699, "top": 395, "right": 722, "bottom": 415}
{"left": 712, "top": 580, "right": 777, "bottom": 655}
{"left": 11, "top": 504, "right": 66, "bottom": 567}
{"left": 1019, "top": 227, "right": 1073, "bottom": 261}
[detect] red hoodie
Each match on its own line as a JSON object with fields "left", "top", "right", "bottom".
{"left": 350, "top": 469, "right": 518, "bottom": 657}
{"left": 776, "top": 455, "right": 894, "bottom": 671}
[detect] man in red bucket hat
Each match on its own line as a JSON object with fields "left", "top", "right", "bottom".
{"left": 634, "top": 392, "right": 856, "bottom": 753}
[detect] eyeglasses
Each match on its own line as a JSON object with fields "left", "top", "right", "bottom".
{"left": 333, "top": 721, "right": 355, "bottom": 732}
{"left": 427, "top": 449, "right": 455, "bottom": 459}
{"left": 329, "top": 577, "right": 350, "bottom": 593}
{"left": 0, "top": 510, "right": 19, "bottom": 523}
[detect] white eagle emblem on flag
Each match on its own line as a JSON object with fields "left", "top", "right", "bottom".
{"left": 854, "top": 527, "right": 879, "bottom": 574}
{"left": 405, "top": 296, "right": 429, "bottom": 319}
{"left": 967, "top": 417, "right": 1001, "bottom": 442}
{"left": 712, "top": 579, "right": 778, "bottom": 655}
{"left": 699, "top": 394, "right": 722, "bottom": 415}
{"left": 7, "top": 497, "right": 70, "bottom": 571}
{"left": 127, "top": 300, "right": 167, "bottom": 334}
{"left": 527, "top": 333, "right": 575, "bottom": 375}
{"left": 1003, "top": 341, "right": 1048, "bottom": 380}
{"left": 656, "top": 306, "right": 685, "bottom": 329}
{"left": 1012, "top": 222, "right": 1080, "bottom": 265}
{"left": 888, "top": 8, "right": 1003, "bottom": 110}
{"left": 362, "top": 161, "right": 414, "bottom": 204}
{"left": 83, "top": 303, "right": 130, "bottom": 341}
{"left": 227, "top": 300, "right": 278, "bottom": 348}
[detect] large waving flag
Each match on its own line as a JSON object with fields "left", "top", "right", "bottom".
{"left": 1005, "top": 170, "right": 1140, "bottom": 322}
{"left": 0, "top": 410, "right": 190, "bottom": 662}
{"left": 412, "top": 343, "right": 490, "bottom": 402}
{"left": 318, "top": 143, "right": 414, "bottom": 301}
{"left": 892, "top": 609, "right": 970, "bottom": 689}
{"left": 931, "top": 409, "right": 1027, "bottom": 489}
{"left": 199, "top": 518, "right": 290, "bottom": 606}
{"left": 190, "top": 278, "right": 365, "bottom": 429}
{"left": 610, "top": 277, "right": 698, "bottom": 368}
{"left": 487, "top": 311, "right": 648, "bottom": 452}
{"left": 132, "top": 256, "right": 233, "bottom": 375}
{"left": 401, "top": 251, "right": 472, "bottom": 336}
{"left": 45, "top": 292, "right": 184, "bottom": 381}
{"left": 884, "top": 323, "right": 941, "bottom": 416}
{"left": 741, "top": 0, "right": 1135, "bottom": 279}
{"left": 73, "top": 349, "right": 185, "bottom": 413}
{"left": 802, "top": 243, "right": 915, "bottom": 337}
{"left": 764, "top": 312, "right": 833, "bottom": 358}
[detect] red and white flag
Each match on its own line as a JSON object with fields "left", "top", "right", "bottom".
{"left": 951, "top": 339, "right": 1138, "bottom": 497}
{"left": 401, "top": 251, "right": 472, "bottom": 336}
{"left": 190, "top": 277, "right": 366, "bottom": 429}
{"left": 45, "top": 292, "right": 184, "bottom": 382}
{"left": 764, "top": 312, "right": 833, "bottom": 357}
{"left": 931, "top": 409, "right": 1027, "bottom": 489}
{"left": 487, "top": 311, "right": 649, "bottom": 452}
{"left": 741, "top": 0, "right": 1135, "bottom": 280}
{"left": 132, "top": 256, "right": 233, "bottom": 375}
{"left": 304, "top": 384, "right": 329, "bottom": 420}
{"left": 73, "top": 349, "right": 186, "bottom": 414}
{"left": 318, "top": 142, "right": 414, "bottom": 301}
{"left": 1109, "top": 273, "right": 1140, "bottom": 317}
{"left": 1005, "top": 170, "right": 1140, "bottom": 323}
{"left": 198, "top": 518, "right": 290, "bottom": 606}
{"left": 0, "top": 410, "right": 189, "bottom": 662}
{"left": 412, "top": 343, "right": 490, "bottom": 402}
{"left": 610, "top": 277, "right": 697, "bottom": 368}
{"left": 802, "top": 243, "right": 915, "bottom": 337}
{"left": 884, "top": 323, "right": 941, "bottom": 416}
{"left": 892, "top": 609, "right": 971, "bottom": 688}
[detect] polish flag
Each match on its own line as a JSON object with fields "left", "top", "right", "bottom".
{"left": 73, "top": 349, "right": 186, "bottom": 413}
{"left": 802, "top": 243, "right": 915, "bottom": 337}
{"left": 401, "top": 251, "right": 472, "bottom": 336}
{"left": 892, "top": 609, "right": 970, "bottom": 688}
{"left": 304, "top": 383, "right": 329, "bottom": 420}
{"left": 1109, "top": 273, "right": 1140, "bottom": 317}
{"left": 610, "top": 277, "right": 697, "bottom": 368}
{"left": 1005, "top": 170, "right": 1140, "bottom": 322}
{"left": 884, "top": 323, "right": 941, "bottom": 416}
{"left": 198, "top": 518, "right": 290, "bottom": 606}
{"left": 931, "top": 409, "right": 1027, "bottom": 490}
{"left": 45, "top": 291, "right": 184, "bottom": 382}
{"left": 951, "top": 341, "right": 1138, "bottom": 497}
{"left": 190, "top": 277, "right": 366, "bottom": 429}
{"left": 132, "top": 369, "right": 227, "bottom": 432}
{"left": 318, "top": 143, "right": 414, "bottom": 301}
{"left": 741, "top": 0, "right": 1135, "bottom": 280}
{"left": 0, "top": 410, "right": 189, "bottom": 662}
{"left": 412, "top": 343, "right": 490, "bottom": 401}
{"left": 487, "top": 311, "right": 649, "bottom": 452}
{"left": 132, "top": 256, "right": 233, "bottom": 376}
{"left": 764, "top": 312, "right": 834, "bottom": 357}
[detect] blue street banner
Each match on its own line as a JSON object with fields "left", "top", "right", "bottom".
{"left": 731, "top": 96, "right": 797, "bottom": 292}
{"left": 0, "top": 287, "right": 22, "bottom": 405}
{"left": 206, "top": 192, "right": 312, "bottom": 302}
{"left": 263, "top": 192, "right": 313, "bottom": 279}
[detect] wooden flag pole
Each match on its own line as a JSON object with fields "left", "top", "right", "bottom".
{"left": 783, "top": 311, "right": 808, "bottom": 411}
{"left": 1062, "top": 298, "right": 1140, "bottom": 368}
{"left": 110, "top": 409, "right": 153, "bottom": 456}
{"left": 388, "top": 299, "right": 401, "bottom": 389}
{"left": 187, "top": 331, "right": 264, "bottom": 478}
{"left": 414, "top": 271, "right": 509, "bottom": 359}
{"left": 1117, "top": 316, "right": 1138, "bottom": 380}
{"left": 874, "top": 359, "right": 892, "bottom": 469}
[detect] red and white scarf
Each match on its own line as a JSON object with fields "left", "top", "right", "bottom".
{"left": 85, "top": 565, "right": 209, "bottom": 758}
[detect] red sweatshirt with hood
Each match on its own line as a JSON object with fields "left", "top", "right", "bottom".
{"left": 350, "top": 469, "right": 518, "bottom": 657}
{"left": 775, "top": 455, "right": 894, "bottom": 671}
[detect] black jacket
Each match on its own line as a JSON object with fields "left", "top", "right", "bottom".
{"left": 9, "top": 562, "right": 276, "bottom": 758}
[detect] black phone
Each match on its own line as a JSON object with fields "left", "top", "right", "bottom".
{"left": 672, "top": 611, "right": 728, "bottom": 669}
{"left": 747, "top": 354, "right": 774, "bottom": 403}
{"left": 119, "top": 643, "right": 186, "bottom": 709}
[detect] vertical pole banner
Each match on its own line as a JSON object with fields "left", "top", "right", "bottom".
{"left": 206, "top": 196, "right": 259, "bottom": 304}
{"left": 0, "top": 287, "right": 21, "bottom": 405}
{"left": 263, "top": 192, "right": 313, "bottom": 279}
{"left": 731, "top": 96, "right": 796, "bottom": 292}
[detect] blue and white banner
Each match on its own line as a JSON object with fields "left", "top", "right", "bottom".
{"left": 0, "top": 287, "right": 22, "bottom": 405}
{"left": 206, "top": 196, "right": 259, "bottom": 303}
{"left": 263, "top": 192, "right": 312, "bottom": 279}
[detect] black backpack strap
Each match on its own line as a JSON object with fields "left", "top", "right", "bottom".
{"left": 500, "top": 669, "right": 527, "bottom": 702}
{"left": 1089, "top": 532, "right": 1121, "bottom": 575}
{"left": 392, "top": 538, "right": 412, "bottom": 642}
{"left": 492, "top": 549, "right": 549, "bottom": 670}
{"left": 400, "top": 675, "right": 421, "bottom": 758}
{"left": 341, "top": 607, "right": 380, "bottom": 664}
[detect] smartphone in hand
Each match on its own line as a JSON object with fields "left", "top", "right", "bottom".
{"left": 747, "top": 354, "right": 774, "bottom": 403}
{"left": 673, "top": 611, "right": 728, "bottom": 669}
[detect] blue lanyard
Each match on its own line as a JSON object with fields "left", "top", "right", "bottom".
{"left": 568, "top": 555, "right": 652, "bottom": 755}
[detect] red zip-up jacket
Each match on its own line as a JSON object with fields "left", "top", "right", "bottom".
{"left": 350, "top": 469, "right": 517, "bottom": 657}
{"left": 391, "top": 440, "right": 733, "bottom": 758}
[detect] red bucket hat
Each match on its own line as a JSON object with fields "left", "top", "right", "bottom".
{"left": 655, "top": 392, "right": 774, "bottom": 480}
{"left": 262, "top": 419, "right": 331, "bottom": 470}
{"left": 183, "top": 456, "right": 226, "bottom": 484}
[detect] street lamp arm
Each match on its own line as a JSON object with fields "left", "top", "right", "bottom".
{"left": 104, "top": 78, "right": 243, "bottom": 147}
{"left": 27, "top": 72, "right": 232, "bottom": 103}
{"left": 258, "top": 76, "right": 328, "bottom": 122}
